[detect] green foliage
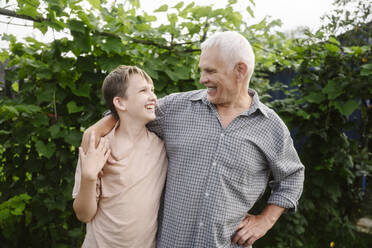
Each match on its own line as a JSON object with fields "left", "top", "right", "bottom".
{"left": 0, "top": 193, "right": 31, "bottom": 242}
{"left": 0, "top": 0, "right": 279, "bottom": 246}
{"left": 263, "top": 1, "right": 372, "bottom": 247}
{"left": 0, "top": 0, "right": 371, "bottom": 247}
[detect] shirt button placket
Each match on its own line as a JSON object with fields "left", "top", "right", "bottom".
{"left": 195, "top": 134, "right": 223, "bottom": 246}
{"left": 195, "top": 161, "right": 215, "bottom": 245}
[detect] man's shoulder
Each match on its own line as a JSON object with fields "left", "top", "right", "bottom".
{"left": 258, "top": 103, "right": 290, "bottom": 138}
{"left": 265, "top": 107, "right": 285, "bottom": 125}
{"left": 159, "top": 89, "right": 206, "bottom": 104}
{"left": 256, "top": 100, "right": 283, "bottom": 123}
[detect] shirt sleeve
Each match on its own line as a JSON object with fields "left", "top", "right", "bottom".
{"left": 146, "top": 95, "right": 169, "bottom": 139}
{"left": 267, "top": 123, "right": 305, "bottom": 212}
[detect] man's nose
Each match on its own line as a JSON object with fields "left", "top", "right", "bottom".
{"left": 200, "top": 73, "right": 208, "bottom": 84}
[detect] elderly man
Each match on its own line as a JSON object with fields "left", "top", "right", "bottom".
{"left": 82, "top": 31, "right": 304, "bottom": 247}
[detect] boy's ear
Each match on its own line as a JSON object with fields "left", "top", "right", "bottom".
{"left": 113, "top": 96, "right": 126, "bottom": 111}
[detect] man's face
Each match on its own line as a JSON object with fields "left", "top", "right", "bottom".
{"left": 198, "top": 46, "right": 238, "bottom": 105}
{"left": 123, "top": 74, "right": 157, "bottom": 123}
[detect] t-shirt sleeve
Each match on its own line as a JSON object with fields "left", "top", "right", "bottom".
{"left": 72, "top": 158, "right": 101, "bottom": 200}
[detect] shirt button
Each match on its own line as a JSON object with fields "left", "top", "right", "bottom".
{"left": 199, "top": 222, "right": 204, "bottom": 227}
{"left": 212, "top": 162, "right": 217, "bottom": 166}
{"left": 220, "top": 133, "right": 225, "bottom": 137}
{"left": 205, "top": 192, "right": 210, "bottom": 197}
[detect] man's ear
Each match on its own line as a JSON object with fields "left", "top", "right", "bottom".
{"left": 235, "top": 62, "right": 248, "bottom": 81}
{"left": 113, "top": 96, "right": 126, "bottom": 111}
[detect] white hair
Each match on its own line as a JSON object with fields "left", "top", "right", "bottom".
{"left": 201, "top": 31, "right": 255, "bottom": 80}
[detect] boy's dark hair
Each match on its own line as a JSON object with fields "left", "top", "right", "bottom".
{"left": 102, "top": 65, "right": 153, "bottom": 119}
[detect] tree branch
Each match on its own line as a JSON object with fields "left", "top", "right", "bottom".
{"left": 0, "top": 8, "right": 43, "bottom": 22}
{"left": 0, "top": 8, "right": 200, "bottom": 53}
{"left": 0, "top": 19, "right": 33, "bottom": 27}
{"left": 200, "top": 22, "right": 210, "bottom": 43}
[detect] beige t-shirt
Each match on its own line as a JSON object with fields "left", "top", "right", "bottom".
{"left": 72, "top": 126, "right": 168, "bottom": 248}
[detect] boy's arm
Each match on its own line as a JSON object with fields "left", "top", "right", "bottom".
{"left": 81, "top": 114, "right": 117, "bottom": 153}
{"left": 73, "top": 176, "right": 100, "bottom": 223}
{"left": 73, "top": 134, "right": 110, "bottom": 223}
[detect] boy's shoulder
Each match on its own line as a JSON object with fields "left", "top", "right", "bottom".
{"left": 147, "top": 129, "right": 165, "bottom": 146}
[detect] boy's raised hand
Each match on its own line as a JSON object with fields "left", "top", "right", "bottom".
{"left": 79, "top": 131, "right": 111, "bottom": 181}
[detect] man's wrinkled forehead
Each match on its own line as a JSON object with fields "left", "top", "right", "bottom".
{"left": 199, "top": 47, "right": 226, "bottom": 68}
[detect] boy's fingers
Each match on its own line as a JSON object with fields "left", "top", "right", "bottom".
{"left": 90, "top": 131, "right": 96, "bottom": 150}
{"left": 107, "top": 156, "right": 117, "bottom": 165}
{"left": 81, "top": 132, "right": 89, "bottom": 153}
{"left": 78, "top": 147, "right": 85, "bottom": 160}
{"left": 98, "top": 170, "right": 104, "bottom": 178}
{"left": 103, "top": 138, "right": 110, "bottom": 153}
{"left": 92, "top": 130, "right": 101, "bottom": 148}
{"left": 98, "top": 137, "right": 105, "bottom": 151}
{"left": 104, "top": 149, "right": 111, "bottom": 161}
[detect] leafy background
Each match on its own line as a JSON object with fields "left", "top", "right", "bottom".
{"left": 0, "top": 0, "right": 371, "bottom": 247}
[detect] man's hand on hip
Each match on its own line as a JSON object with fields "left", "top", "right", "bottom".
{"left": 232, "top": 204, "right": 285, "bottom": 247}
{"left": 232, "top": 213, "right": 272, "bottom": 247}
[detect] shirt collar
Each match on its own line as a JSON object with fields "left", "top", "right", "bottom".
{"left": 190, "top": 89, "right": 269, "bottom": 118}
{"left": 246, "top": 89, "right": 269, "bottom": 118}
{"left": 190, "top": 90, "right": 207, "bottom": 102}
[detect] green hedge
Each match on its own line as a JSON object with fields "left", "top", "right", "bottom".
{"left": 0, "top": 0, "right": 371, "bottom": 247}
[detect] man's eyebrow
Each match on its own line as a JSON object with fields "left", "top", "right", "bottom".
{"left": 204, "top": 67, "right": 216, "bottom": 72}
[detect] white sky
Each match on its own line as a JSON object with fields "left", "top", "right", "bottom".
{"left": 140, "top": 0, "right": 335, "bottom": 31}
{"left": 0, "top": 0, "right": 340, "bottom": 48}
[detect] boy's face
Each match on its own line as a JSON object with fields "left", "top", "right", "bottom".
{"left": 123, "top": 74, "right": 157, "bottom": 123}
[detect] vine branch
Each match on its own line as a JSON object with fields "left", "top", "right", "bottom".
{"left": 0, "top": 8, "right": 43, "bottom": 22}
{"left": 0, "top": 8, "right": 200, "bottom": 53}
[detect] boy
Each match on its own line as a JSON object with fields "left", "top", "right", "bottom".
{"left": 72, "top": 65, "right": 167, "bottom": 248}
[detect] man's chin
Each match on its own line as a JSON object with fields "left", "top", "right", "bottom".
{"left": 207, "top": 96, "right": 219, "bottom": 104}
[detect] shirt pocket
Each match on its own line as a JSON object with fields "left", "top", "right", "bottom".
{"left": 219, "top": 137, "right": 267, "bottom": 185}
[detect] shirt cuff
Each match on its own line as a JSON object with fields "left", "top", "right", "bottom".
{"left": 268, "top": 193, "right": 298, "bottom": 213}
{"left": 102, "top": 109, "right": 111, "bottom": 117}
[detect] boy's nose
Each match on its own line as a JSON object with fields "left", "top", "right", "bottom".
{"left": 149, "top": 91, "right": 157, "bottom": 100}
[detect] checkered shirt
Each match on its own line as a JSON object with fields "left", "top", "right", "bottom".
{"left": 147, "top": 89, "right": 305, "bottom": 248}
